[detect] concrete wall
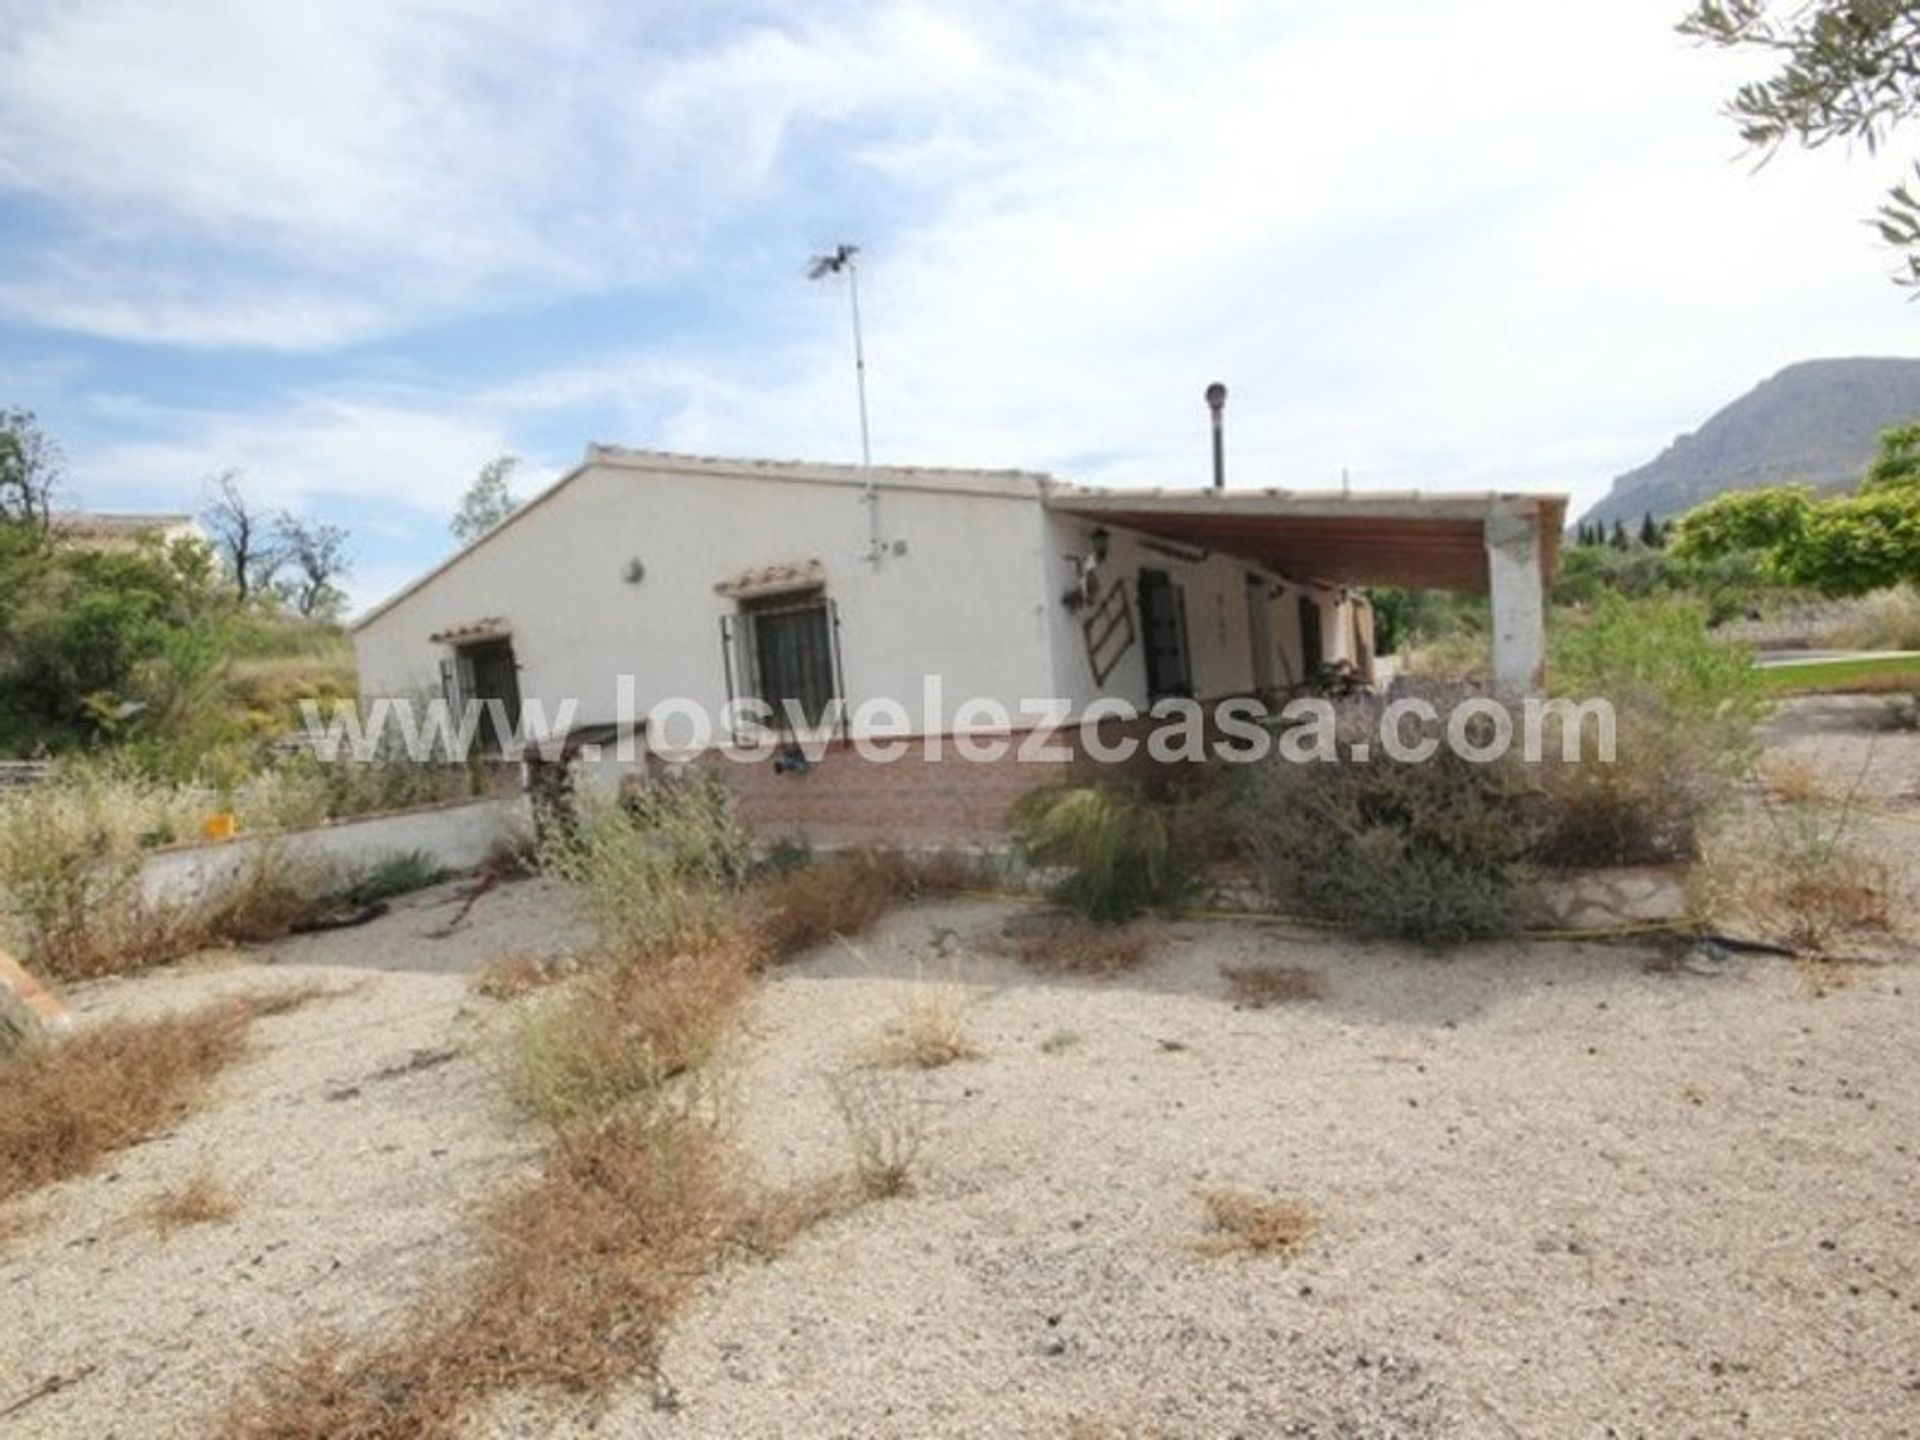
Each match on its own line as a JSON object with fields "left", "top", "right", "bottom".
{"left": 138, "top": 798, "right": 523, "bottom": 908}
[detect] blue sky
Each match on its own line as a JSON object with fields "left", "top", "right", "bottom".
{"left": 1, "top": 0, "right": 1915, "bottom": 615}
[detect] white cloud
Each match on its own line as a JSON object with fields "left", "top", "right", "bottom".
{"left": 13, "top": 0, "right": 1920, "bottom": 544}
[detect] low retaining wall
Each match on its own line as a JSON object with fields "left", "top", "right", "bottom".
{"left": 138, "top": 797, "right": 527, "bottom": 909}
{"left": 1531, "top": 865, "right": 1694, "bottom": 932}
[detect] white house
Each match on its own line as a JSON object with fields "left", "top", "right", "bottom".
{"left": 353, "top": 447, "right": 1564, "bottom": 844}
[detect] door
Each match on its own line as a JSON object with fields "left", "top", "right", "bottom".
{"left": 462, "top": 639, "right": 522, "bottom": 753}
{"left": 1246, "top": 574, "right": 1276, "bottom": 699}
{"left": 1138, "top": 568, "right": 1193, "bottom": 701}
{"left": 1297, "top": 595, "right": 1324, "bottom": 677}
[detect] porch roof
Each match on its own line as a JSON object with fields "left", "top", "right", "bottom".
{"left": 1043, "top": 486, "right": 1567, "bottom": 592}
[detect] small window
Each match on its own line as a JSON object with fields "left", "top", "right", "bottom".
{"left": 736, "top": 587, "right": 841, "bottom": 728}
{"left": 1138, "top": 568, "right": 1193, "bottom": 701}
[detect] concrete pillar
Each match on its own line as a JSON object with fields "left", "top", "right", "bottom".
{"left": 1484, "top": 503, "right": 1546, "bottom": 696}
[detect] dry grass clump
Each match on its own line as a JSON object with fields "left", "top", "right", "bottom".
{"left": 505, "top": 940, "right": 753, "bottom": 1131}
{"left": 469, "top": 951, "right": 577, "bottom": 1001}
{"left": 1219, "top": 960, "right": 1328, "bottom": 1008}
{"left": 1195, "top": 1188, "right": 1317, "bottom": 1258}
{"left": 220, "top": 1104, "right": 865, "bottom": 1440}
{"left": 873, "top": 984, "right": 980, "bottom": 1070}
{"left": 143, "top": 1167, "right": 240, "bottom": 1237}
{"left": 1755, "top": 846, "right": 1895, "bottom": 960}
{"left": 1000, "top": 916, "right": 1160, "bottom": 978}
{"left": 1757, "top": 755, "right": 1826, "bottom": 805}
{"left": 831, "top": 1067, "right": 926, "bottom": 1198}
{"left": 747, "top": 847, "right": 974, "bottom": 964}
{"left": 0, "top": 999, "right": 253, "bottom": 1204}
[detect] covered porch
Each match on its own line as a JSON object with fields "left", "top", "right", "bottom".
{"left": 1044, "top": 485, "right": 1567, "bottom": 693}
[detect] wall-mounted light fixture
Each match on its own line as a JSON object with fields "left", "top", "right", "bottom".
{"left": 1089, "top": 526, "right": 1111, "bottom": 564}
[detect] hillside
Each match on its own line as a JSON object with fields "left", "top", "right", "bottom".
{"left": 1579, "top": 357, "right": 1920, "bottom": 529}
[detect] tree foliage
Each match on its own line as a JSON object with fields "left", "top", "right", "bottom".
{"left": 1670, "top": 485, "right": 1815, "bottom": 564}
{"left": 452, "top": 454, "right": 521, "bottom": 543}
{"left": 1682, "top": 1, "right": 1920, "bottom": 285}
{"left": 1669, "top": 423, "right": 1920, "bottom": 596}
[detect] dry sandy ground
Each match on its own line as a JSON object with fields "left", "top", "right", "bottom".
{"left": 0, "top": 876, "right": 585, "bottom": 1438}
{"left": 5, "top": 827, "right": 1920, "bottom": 1435}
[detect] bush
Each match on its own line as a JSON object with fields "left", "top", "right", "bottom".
{"left": 538, "top": 774, "right": 751, "bottom": 960}
{"left": 1239, "top": 689, "right": 1539, "bottom": 944}
{"left": 1536, "top": 595, "right": 1758, "bottom": 868}
{"left": 1530, "top": 698, "right": 1727, "bottom": 867}
{"left": 1550, "top": 594, "right": 1762, "bottom": 743}
{"left": 1010, "top": 783, "right": 1195, "bottom": 924}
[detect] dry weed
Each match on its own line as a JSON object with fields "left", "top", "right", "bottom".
{"left": 1196, "top": 1188, "right": 1317, "bottom": 1258}
{"left": 1758, "top": 755, "right": 1825, "bottom": 805}
{"left": 505, "top": 940, "right": 752, "bottom": 1131}
{"left": 1219, "top": 961, "right": 1328, "bottom": 1008}
{"left": 143, "top": 1167, "right": 239, "bottom": 1237}
{"left": 872, "top": 983, "right": 980, "bottom": 1070}
{"left": 1000, "top": 916, "right": 1160, "bottom": 977}
{"left": 0, "top": 999, "right": 253, "bottom": 1203}
{"left": 748, "top": 849, "right": 977, "bottom": 964}
{"left": 470, "top": 951, "right": 577, "bottom": 1001}
{"left": 831, "top": 1067, "right": 926, "bottom": 1198}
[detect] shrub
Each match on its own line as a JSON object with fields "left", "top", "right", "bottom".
{"left": 538, "top": 776, "right": 749, "bottom": 960}
{"left": 505, "top": 942, "right": 751, "bottom": 1131}
{"left": 1239, "top": 689, "right": 1539, "bottom": 944}
{"left": 1533, "top": 596, "right": 1760, "bottom": 869}
{"left": 1530, "top": 697, "right": 1729, "bottom": 867}
{"left": 1010, "top": 783, "right": 1195, "bottom": 924}
{"left": 1550, "top": 594, "right": 1762, "bottom": 744}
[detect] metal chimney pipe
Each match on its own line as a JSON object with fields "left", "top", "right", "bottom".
{"left": 1205, "top": 381, "right": 1228, "bottom": 490}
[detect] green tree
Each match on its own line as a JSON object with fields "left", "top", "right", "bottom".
{"left": 1864, "top": 420, "right": 1920, "bottom": 490}
{"left": 1682, "top": 1, "right": 1920, "bottom": 285}
{"left": 1670, "top": 485, "right": 1814, "bottom": 564}
{"left": 1639, "top": 511, "right": 1663, "bottom": 547}
{"left": 452, "top": 454, "right": 521, "bottom": 543}
{"left": 1779, "top": 486, "right": 1920, "bottom": 594}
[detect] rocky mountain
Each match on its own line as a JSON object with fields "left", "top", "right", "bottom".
{"left": 1578, "top": 357, "right": 1920, "bottom": 530}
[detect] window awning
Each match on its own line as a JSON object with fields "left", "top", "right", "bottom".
{"left": 714, "top": 559, "right": 826, "bottom": 600}
{"left": 1046, "top": 488, "right": 1566, "bottom": 592}
{"left": 429, "top": 617, "right": 512, "bottom": 645}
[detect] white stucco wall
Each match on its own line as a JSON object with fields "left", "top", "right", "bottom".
{"left": 355, "top": 451, "right": 1373, "bottom": 750}
{"left": 355, "top": 453, "right": 1061, "bottom": 741}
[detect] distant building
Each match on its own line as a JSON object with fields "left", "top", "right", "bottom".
{"left": 48, "top": 512, "right": 206, "bottom": 555}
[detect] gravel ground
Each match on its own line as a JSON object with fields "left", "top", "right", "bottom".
{"left": 0, "top": 876, "right": 584, "bottom": 1438}
{"left": 5, "top": 792, "right": 1919, "bottom": 1436}
{"left": 563, "top": 902, "right": 1920, "bottom": 1439}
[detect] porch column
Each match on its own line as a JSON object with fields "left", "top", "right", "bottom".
{"left": 1484, "top": 503, "right": 1546, "bottom": 696}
